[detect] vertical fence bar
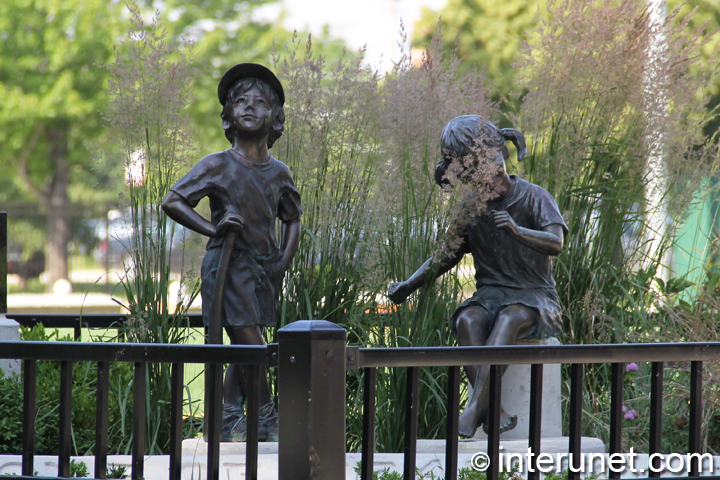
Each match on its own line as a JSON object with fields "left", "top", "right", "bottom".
{"left": 245, "top": 363, "right": 260, "bottom": 480}
{"left": 22, "top": 359, "right": 37, "bottom": 477}
{"left": 404, "top": 366, "right": 419, "bottom": 480}
{"left": 169, "top": 363, "right": 183, "bottom": 480}
{"left": 609, "top": 362, "right": 623, "bottom": 479}
{"left": 58, "top": 360, "right": 73, "bottom": 478}
{"left": 0, "top": 212, "right": 6, "bottom": 315}
{"left": 95, "top": 360, "right": 109, "bottom": 479}
{"left": 689, "top": 361, "right": 702, "bottom": 476}
{"left": 648, "top": 361, "right": 663, "bottom": 478}
{"left": 74, "top": 318, "right": 81, "bottom": 341}
{"left": 361, "top": 367, "right": 377, "bottom": 480}
{"left": 445, "top": 365, "right": 460, "bottom": 480}
{"left": 206, "top": 362, "right": 223, "bottom": 480}
{"left": 132, "top": 362, "right": 146, "bottom": 480}
{"left": 527, "top": 364, "right": 543, "bottom": 480}
{"left": 278, "top": 320, "right": 347, "bottom": 480}
{"left": 568, "top": 363, "right": 583, "bottom": 480}
{"left": 487, "top": 365, "right": 502, "bottom": 480}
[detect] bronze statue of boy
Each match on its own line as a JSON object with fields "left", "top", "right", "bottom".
{"left": 163, "top": 63, "right": 302, "bottom": 442}
{"left": 389, "top": 115, "right": 567, "bottom": 438}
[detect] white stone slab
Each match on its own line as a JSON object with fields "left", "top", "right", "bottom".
{"left": 468, "top": 337, "right": 563, "bottom": 440}
{"left": 4, "top": 451, "right": 720, "bottom": 479}
{"left": 0, "top": 315, "right": 20, "bottom": 377}
{"left": 418, "top": 436, "right": 606, "bottom": 454}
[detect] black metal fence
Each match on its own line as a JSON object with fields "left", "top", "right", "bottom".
{"left": 1, "top": 314, "right": 718, "bottom": 480}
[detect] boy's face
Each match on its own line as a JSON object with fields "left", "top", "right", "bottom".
{"left": 227, "top": 85, "right": 274, "bottom": 137}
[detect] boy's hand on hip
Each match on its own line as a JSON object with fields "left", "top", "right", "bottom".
{"left": 492, "top": 210, "right": 518, "bottom": 236}
{"left": 215, "top": 213, "right": 244, "bottom": 237}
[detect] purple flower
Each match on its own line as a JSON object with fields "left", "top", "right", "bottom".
{"left": 624, "top": 409, "right": 638, "bottom": 420}
{"left": 622, "top": 405, "right": 628, "bottom": 413}
{"left": 626, "top": 362, "right": 639, "bottom": 372}
{"left": 710, "top": 376, "right": 718, "bottom": 384}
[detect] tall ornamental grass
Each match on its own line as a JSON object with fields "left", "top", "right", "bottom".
{"left": 513, "top": 0, "right": 720, "bottom": 451}
{"left": 95, "top": 2, "right": 201, "bottom": 454}
{"left": 270, "top": 26, "right": 499, "bottom": 452}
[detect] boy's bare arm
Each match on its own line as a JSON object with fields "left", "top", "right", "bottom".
{"left": 277, "top": 218, "right": 301, "bottom": 271}
{"left": 162, "top": 191, "right": 243, "bottom": 238}
{"left": 388, "top": 252, "right": 464, "bottom": 305}
{"left": 492, "top": 210, "right": 563, "bottom": 256}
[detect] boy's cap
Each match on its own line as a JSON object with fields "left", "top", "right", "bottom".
{"left": 217, "top": 63, "right": 285, "bottom": 106}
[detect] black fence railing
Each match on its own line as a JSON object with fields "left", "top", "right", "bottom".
{"left": 6, "top": 313, "right": 206, "bottom": 341}
{"left": 356, "top": 342, "right": 719, "bottom": 480}
{"left": 1, "top": 315, "right": 718, "bottom": 480}
{"left": 0, "top": 340, "right": 268, "bottom": 480}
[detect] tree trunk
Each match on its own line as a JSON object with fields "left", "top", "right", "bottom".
{"left": 45, "top": 126, "right": 71, "bottom": 293}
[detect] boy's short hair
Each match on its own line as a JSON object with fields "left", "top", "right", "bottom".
{"left": 435, "top": 115, "right": 526, "bottom": 187}
{"left": 220, "top": 77, "right": 285, "bottom": 148}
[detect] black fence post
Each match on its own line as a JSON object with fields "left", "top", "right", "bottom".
{"left": 278, "top": 320, "right": 347, "bottom": 480}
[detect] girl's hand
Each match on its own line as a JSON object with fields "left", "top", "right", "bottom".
{"left": 215, "top": 212, "right": 244, "bottom": 237}
{"left": 492, "top": 210, "right": 519, "bottom": 236}
{"left": 388, "top": 281, "right": 411, "bottom": 304}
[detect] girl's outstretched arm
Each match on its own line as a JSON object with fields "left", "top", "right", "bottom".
{"left": 388, "top": 251, "right": 465, "bottom": 304}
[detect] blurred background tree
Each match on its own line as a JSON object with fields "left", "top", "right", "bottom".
{"left": 414, "top": 0, "right": 545, "bottom": 99}
{"left": 0, "top": 0, "right": 123, "bottom": 291}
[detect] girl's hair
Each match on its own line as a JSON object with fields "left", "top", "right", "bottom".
{"left": 435, "top": 115, "right": 527, "bottom": 186}
{"left": 221, "top": 77, "right": 285, "bottom": 148}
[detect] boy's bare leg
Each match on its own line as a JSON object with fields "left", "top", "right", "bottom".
{"left": 225, "top": 326, "right": 272, "bottom": 408}
{"left": 457, "top": 305, "right": 536, "bottom": 438}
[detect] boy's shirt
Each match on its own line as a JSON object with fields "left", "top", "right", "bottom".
{"left": 459, "top": 175, "right": 568, "bottom": 291}
{"left": 171, "top": 149, "right": 302, "bottom": 257}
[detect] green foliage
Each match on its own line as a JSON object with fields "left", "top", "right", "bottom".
{"left": 352, "top": 462, "right": 522, "bottom": 480}
{"left": 0, "top": 325, "right": 133, "bottom": 455}
{"left": 69, "top": 459, "right": 89, "bottom": 478}
{"left": 107, "top": 463, "right": 129, "bottom": 479}
{"left": 414, "top": 0, "right": 543, "bottom": 97}
{"left": 0, "top": 0, "right": 123, "bottom": 203}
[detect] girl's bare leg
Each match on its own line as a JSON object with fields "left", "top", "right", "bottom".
{"left": 457, "top": 305, "right": 536, "bottom": 438}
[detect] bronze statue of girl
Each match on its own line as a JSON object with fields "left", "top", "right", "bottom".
{"left": 389, "top": 115, "right": 567, "bottom": 438}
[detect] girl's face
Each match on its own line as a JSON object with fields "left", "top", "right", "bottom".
{"left": 490, "top": 152, "right": 507, "bottom": 188}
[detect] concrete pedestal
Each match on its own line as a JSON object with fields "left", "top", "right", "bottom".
{"left": 0, "top": 315, "right": 20, "bottom": 377}
{"left": 470, "top": 337, "right": 562, "bottom": 440}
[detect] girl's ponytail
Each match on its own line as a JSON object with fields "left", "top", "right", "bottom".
{"left": 501, "top": 128, "right": 527, "bottom": 161}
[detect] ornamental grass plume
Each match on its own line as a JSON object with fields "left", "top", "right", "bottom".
{"left": 270, "top": 23, "right": 499, "bottom": 452}
{"left": 92, "top": 1, "right": 202, "bottom": 454}
{"left": 513, "top": 0, "right": 720, "bottom": 344}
